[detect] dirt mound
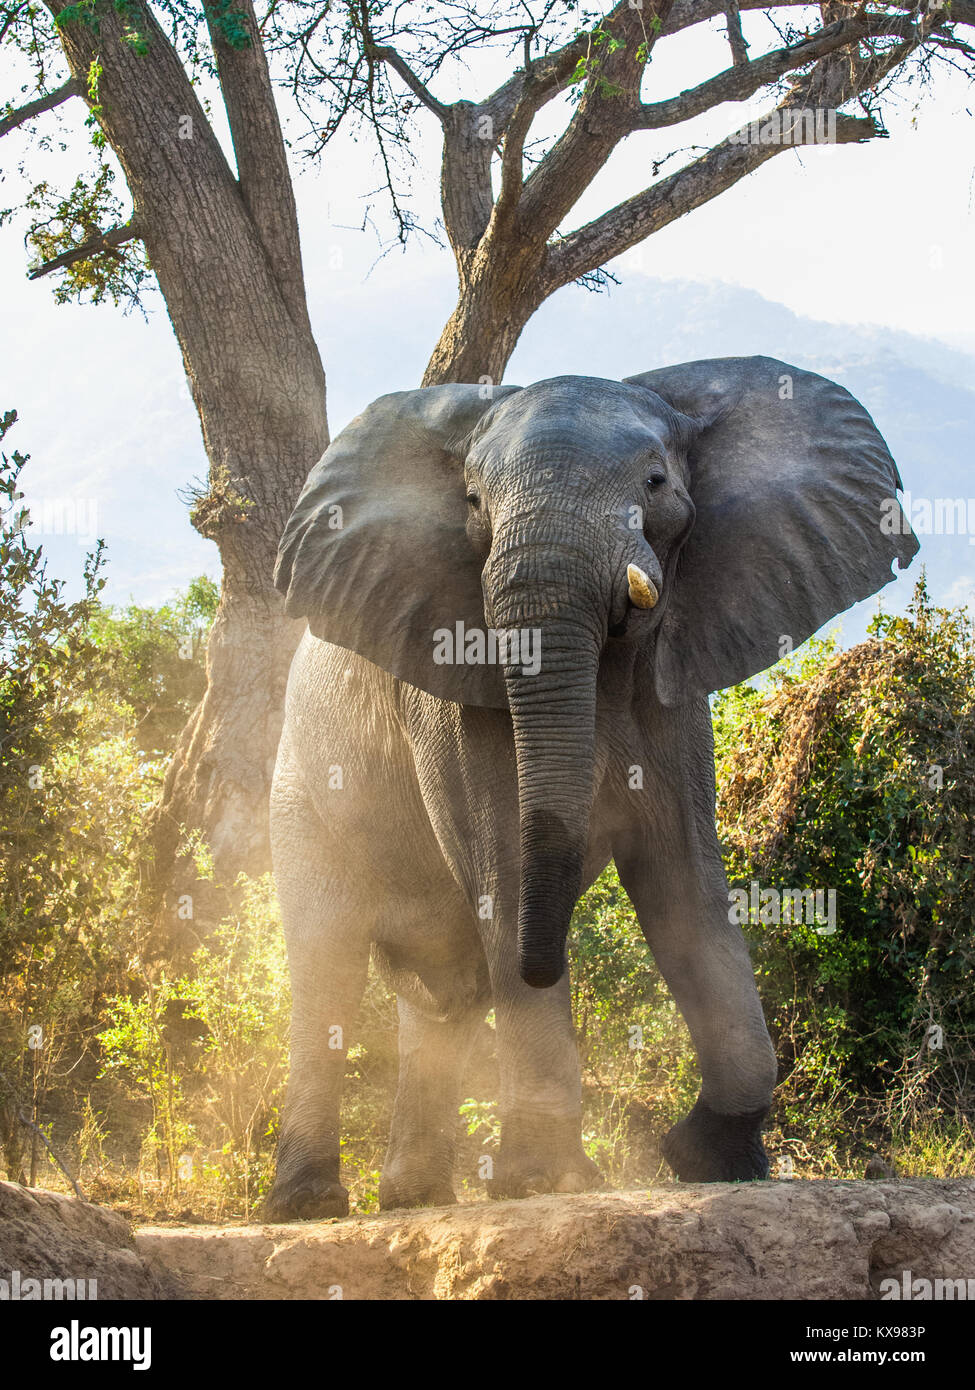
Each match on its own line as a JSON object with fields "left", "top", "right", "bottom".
{"left": 135, "top": 1179, "right": 975, "bottom": 1300}
{"left": 5, "top": 1177, "right": 974, "bottom": 1300}
{"left": 0, "top": 1180, "right": 184, "bottom": 1300}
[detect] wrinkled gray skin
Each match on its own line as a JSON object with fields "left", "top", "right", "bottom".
{"left": 264, "top": 358, "right": 918, "bottom": 1219}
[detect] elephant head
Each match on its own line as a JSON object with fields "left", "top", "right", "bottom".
{"left": 275, "top": 358, "right": 918, "bottom": 989}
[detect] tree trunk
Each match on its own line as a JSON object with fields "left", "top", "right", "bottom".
{"left": 51, "top": 3, "right": 328, "bottom": 899}
{"left": 422, "top": 243, "right": 546, "bottom": 385}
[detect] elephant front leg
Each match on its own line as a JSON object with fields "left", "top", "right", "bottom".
{"left": 263, "top": 777, "right": 370, "bottom": 1224}
{"left": 618, "top": 840, "right": 776, "bottom": 1181}
{"left": 487, "top": 953, "right": 603, "bottom": 1198}
{"left": 263, "top": 922, "right": 369, "bottom": 1222}
{"left": 614, "top": 726, "right": 777, "bottom": 1181}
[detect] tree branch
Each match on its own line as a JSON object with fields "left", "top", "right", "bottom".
{"left": 16, "top": 1106, "right": 86, "bottom": 1200}
{"left": 27, "top": 219, "right": 142, "bottom": 280}
{"left": 543, "top": 109, "right": 879, "bottom": 294}
{"left": 856, "top": 7, "right": 945, "bottom": 88}
{"left": 206, "top": 0, "right": 311, "bottom": 334}
{"left": 494, "top": 75, "right": 545, "bottom": 225}
{"left": 370, "top": 42, "right": 451, "bottom": 121}
{"left": 518, "top": 2, "right": 676, "bottom": 240}
{"left": 631, "top": 15, "right": 916, "bottom": 130}
{"left": 662, "top": 0, "right": 975, "bottom": 38}
{"left": 440, "top": 9, "right": 645, "bottom": 259}
{"left": 481, "top": 36, "right": 589, "bottom": 133}
{"left": 543, "top": 3, "right": 939, "bottom": 300}
{"left": 0, "top": 77, "right": 82, "bottom": 139}
{"left": 440, "top": 105, "right": 496, "bottom": 256}
{"left": 931, "top": 31, "right": 975, "bottom": 60}
{"left": 724, "top": 2, "right": 750, "bottom": 66}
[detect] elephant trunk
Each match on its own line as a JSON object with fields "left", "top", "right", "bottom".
{"left": 509, "top": 655, "right": 599, "bottom": 988}
{"left": 488, "top": 537, "right": 604, "bottom": 988}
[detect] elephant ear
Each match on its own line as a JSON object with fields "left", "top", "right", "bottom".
{"left": 624, "top": 356, "right": 919, "bottom": 705}
{"left": 275, "top": 384, "right": 520, "bottom": 706}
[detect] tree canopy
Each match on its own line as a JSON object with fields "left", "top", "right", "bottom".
{"left": 4, "top": 1, "right": 973, "bottom": 380}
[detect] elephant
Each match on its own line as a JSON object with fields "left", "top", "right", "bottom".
{"left": 263, "top": 356, "right": 918, "bottom": 1220}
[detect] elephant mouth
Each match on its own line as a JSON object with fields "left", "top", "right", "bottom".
{"left": 609, "top": 522, "right": 690, "bottom": 641}
{"left": 608, "top": 573, "right": 669, "bottom": 641}
{"left": 609, "top": 606, "right": 666, "bottom": 641}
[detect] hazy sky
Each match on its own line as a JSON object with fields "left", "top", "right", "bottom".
{"left": 2, "top": 9, "right": 973, "bottom": 604}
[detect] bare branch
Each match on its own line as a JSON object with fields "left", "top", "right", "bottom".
{"left": 857, "top": 7, "right": 946, "bottom": 89}
{"left": 632, "top": 15, "right": 918, "bottom": 130}
{"left": 369, "top": 43, "right": 451, "bottom": 121}
{"left": 27, "top": 220, "right": 142, "bottom": 280}
{"left": 440, "top": 106, "right": 496, "bottom": 254}
{"left": 518, "top": 2, "right": 675, "bottom": 240}
{"left": 931, "top": 31, "right": 975, "bottom": 59}
{"left": 494, "top": 74, "right": 545, "bottom": 224}
{"left": 481, "top": 34, "right": 589, "bottom": 134}
{"left": 542, "top": 109, "right": 879, "bottom": 293}
{"left": 0, "top": 2, "right": 30, "bottom": 45}
{"left": 0, "top": 78, "right": 82, "bottom": 139}
{"left": 543, "top": 2, "right": 943, "bottom": 299}
{"left": 662, "top": 0, "right": 975, "bottom": 37}
{"left": 724, "top": 2, "right": 750, "bottom": 66}
{"left": 439, "top": 7, "right": 646, "bottom": 254}
{"left": 15, "top": 1105, "right": 86, "bottom": 1201}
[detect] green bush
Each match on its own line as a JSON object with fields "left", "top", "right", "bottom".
{"left": 0, "top": 411, "right": 216, "bottom": 1190}
{"left": 88, "top": 577, "right": 218, "bottom": 756}
{"left": 715, "top": 577, "right": 975, "bottom": 1154}
{"left": 97, "top": 874, "right": 290, "bottom": 1216}
{"left": 177, "top": 874, "right": 290, "bottom": 1216}
{"left": 569, "top": 867, "right": 697, "bottom": 1183}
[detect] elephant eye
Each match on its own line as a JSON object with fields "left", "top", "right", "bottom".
{"left": 647, "top": 469, "right": 667, "bottom": 490}
{"left": 466, "top": 488, "right": 480, "bottom": 508}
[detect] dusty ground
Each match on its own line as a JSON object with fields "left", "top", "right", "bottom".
{"left": 4, "top": 1176, "right": 974, "bottom": 1300}
{"left": 0, "top": 1180, "right": 182, "bottom": 1299}
{"left": 137, "top": 1179, "right": 975, "bottom": 1300}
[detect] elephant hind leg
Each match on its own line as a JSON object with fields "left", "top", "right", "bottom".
{"left": 264, "top": 775, "right": 370, "bottom": 1223}
{"left": 263, "top": 895, "right": 370, "bottom": 1221}
{"left": 379, "top": 993, "right": 489, "bottom": 1211}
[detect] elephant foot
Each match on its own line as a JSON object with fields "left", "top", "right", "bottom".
{"left": 261, "top": 1168, "right": 350, "bottom": 1222}
{"left": 487, "top": 1159, "right": 603, "bottom": 1200}
{"left": 662, "top": 1097, "right": 770, "bottom": 1182}
{"left": 378, "top": 1177, "right": 457, "bottom": 1212}
{"left": 487, "top": 1112, "right": 604, "bottom": 1199}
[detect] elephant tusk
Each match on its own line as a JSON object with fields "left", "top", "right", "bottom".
{"left": 627, "top": 563, "right": 659, "bottom": 609}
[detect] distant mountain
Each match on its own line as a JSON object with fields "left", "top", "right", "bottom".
{"left": 510, "top": 276, "right": 975, "bottom": 396}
